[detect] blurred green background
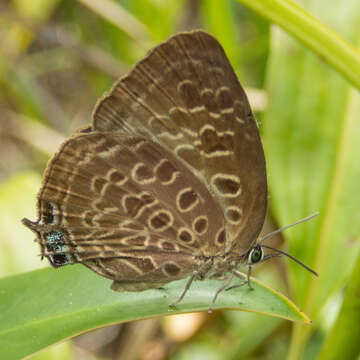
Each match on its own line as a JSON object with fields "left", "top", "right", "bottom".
{"left": 1, "top": 0, "right": 360, "bottom": 359}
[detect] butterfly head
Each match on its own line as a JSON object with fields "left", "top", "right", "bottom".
{"left": 246, "top": 243, "right": 282, "bottom": 267}
{"left": 245, "top": 213, "right": 320, "bottom": 276}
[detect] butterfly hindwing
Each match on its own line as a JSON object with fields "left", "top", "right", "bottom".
{"left": 23, "top": 131, "right": 226, "bottom": 286}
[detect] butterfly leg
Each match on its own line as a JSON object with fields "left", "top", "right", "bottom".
{"left": 246, "top": 266, "right": 254, "bottom": 290}
{"left": 169, "top": 273, "right": 196, "bottom": 308}
{"left": 208, "top": 274, "right": 233, "bottom": 314}
{"left": 227, "top": 266, "right": 254, "bottom": 291}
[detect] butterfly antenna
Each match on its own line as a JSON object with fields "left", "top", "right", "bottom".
{"left": 260, "top": 212, "right": 319, "bottom": 276}
{"left": 260, "top": 212, "right": 319, "bottom": 244}
{"left": 261, "top": 244, "right": 318, "bottom": 276}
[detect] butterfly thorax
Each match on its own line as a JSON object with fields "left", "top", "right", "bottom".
{"left": 194, "top": 252, "right": 248, "bottom": 280}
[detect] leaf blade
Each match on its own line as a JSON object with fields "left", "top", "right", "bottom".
{"left": 0, "top": 266, "right": 310, "bottom": 359}
{"left": 237, "top": 0, "right": 360, "bottom": 90}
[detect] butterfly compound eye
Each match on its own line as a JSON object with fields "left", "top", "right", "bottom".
{"left": 248, "top": 245, "right": 264, "bottom": 264}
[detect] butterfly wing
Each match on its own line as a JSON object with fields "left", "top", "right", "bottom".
{"left": 22, "top": 132, "right": 226, "bottom": 288}
{"left": 93, "top": 30, "right": 267, "bottom": 254}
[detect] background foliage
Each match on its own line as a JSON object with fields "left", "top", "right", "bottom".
{"left": 0, "top": 0, "right": 359, "bottom": 359}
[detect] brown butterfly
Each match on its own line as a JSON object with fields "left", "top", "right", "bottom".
{"left": 23, "top": 30, "right": 317, "bottom": 312}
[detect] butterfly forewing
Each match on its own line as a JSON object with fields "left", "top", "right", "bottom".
{"left": 93, "top": 31, "right": 267, "bottom": 253}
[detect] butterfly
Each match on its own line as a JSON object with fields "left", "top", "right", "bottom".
{"left": 23, "top": 30, "right": 317, "bottom": 313}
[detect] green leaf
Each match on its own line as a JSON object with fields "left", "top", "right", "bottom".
{"left": 225, "top": 312, "right": 282, "bottom": 358}
{"left": 13, "top": 0, "right": 60, "bottom": 22}
{"left": 77, "top": 0, "right": 151, "bottom": 44}
{"left": 318, "top": 253, "right": 360, "bottom": 360}
{"left": 0, "top": 266, "right": 310, "bottom": 360}
{"left": 258, "top": 0, "right": 360, "bottom": 358}
{"left": 237, "top": 0, "right": 360, "bottom": 90}
{"left": 201, "top": 0, "right": 241, "bottom": 72}
{"left": 0, "top": 172, "right": 43, "bottom": 276}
